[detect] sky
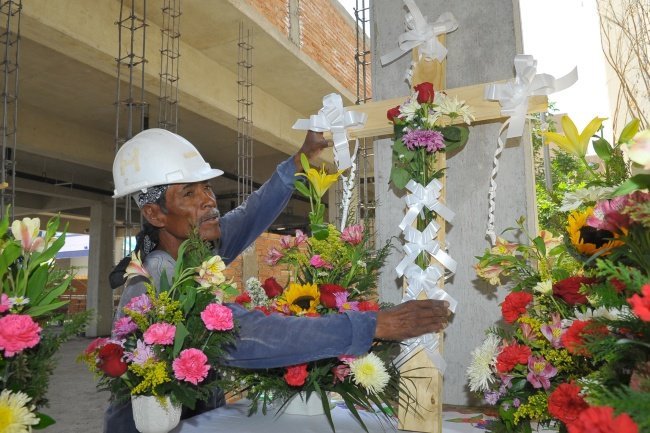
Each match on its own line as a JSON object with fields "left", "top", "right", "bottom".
{"left": 336, "top": 0, "right": 612, "bottom": 137}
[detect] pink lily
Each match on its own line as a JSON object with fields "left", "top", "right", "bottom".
{"left": 10, "top": 217, "right": 45, "bottom": 253}
{"left": 540, "top": 314, "right": 565, "bottom": 348}
{"left": 526, "top": 356, "right": 557, "bottom": 389}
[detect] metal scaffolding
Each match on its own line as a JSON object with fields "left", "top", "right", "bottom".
{"left": 114, "top": 0, "right": 148, "bottom": 259}
{"left": 236, "top": 22, "right": 253, "bottom": 205}
{"left": 158, "top": 0, "right": 180, "bottom": 131}
{"left": 0, "top": 0, "right": 21, "bottom": 219}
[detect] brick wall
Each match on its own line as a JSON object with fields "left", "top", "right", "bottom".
{"left": 245, "top": 0, "right": 372, "bottom": 99}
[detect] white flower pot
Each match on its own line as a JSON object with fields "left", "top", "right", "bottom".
{"left": 282, "top": 392, "right": 325, "bottom": 416}
{"left": 132, "top": 395, "right": 182, "bottom": 433}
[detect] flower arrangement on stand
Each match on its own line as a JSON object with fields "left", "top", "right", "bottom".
{"left": 80, "top": 235, "right": 239, "bottom": 432}
{"left": 225, "top": 155, "right": 401, "bottom": 432}
{"left": 0, "top": 211, "right": 89, "bottom": 431}
{"left": 469, "top": 116, "right": 649, "bottom": 433}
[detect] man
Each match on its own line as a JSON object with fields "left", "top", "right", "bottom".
{"left": 106, "top": 128, "right": 450, "bottom": 432}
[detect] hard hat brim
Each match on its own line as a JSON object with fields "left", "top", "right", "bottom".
{"left": 112, "top": 168, "right": 224, "bottom": 198}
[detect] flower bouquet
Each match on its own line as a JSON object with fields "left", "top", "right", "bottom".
{"left": 80, "top": 234, "right": 239, "bottom": 421}
{"left": 0, "top": 211, "right": 89, "bottom": 430}
{"left": 386, "top": 81, "right": 474, "bottom": 191}
{"left": 225, "top": 155, "right": 402, "bottom": 431}
{"left": 469, "top": 116, "right": 649, "bottom": 433}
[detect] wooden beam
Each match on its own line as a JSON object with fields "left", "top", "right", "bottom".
{"left": 346, "top": 82, "right": 548, "bottom": 139}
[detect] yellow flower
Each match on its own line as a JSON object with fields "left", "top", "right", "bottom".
{"left": 276, "top": 282, "right": 320, "bottom": 315}
{"left": 0, "top": 389, "right": 39, "bottom": 433}
{"left": 296, "top": 165, "right": 343, "bottom": 198}
{"left": 195, "top": 255, "right": 226, "bottom": 288}
{"left": 348, "top": 353, "right": 390, "bottom": 394}
{"left": 543, "top": 115, "right": 606, "bottom": 157}
{"left": 567, "top": 207, "right": 624, "bottom": 255}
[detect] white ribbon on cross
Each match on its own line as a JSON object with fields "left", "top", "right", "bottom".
{"left": 399, "top": 179, "right": 455, "bottom": 231}
{"left": 396, "top": 222, "right": 457, "bottom": 277}
{"left": 292, "top": 93, "right": 367, "bottom": 170}
{"left": 399, "top": 333, "right": 447, "bottom": 374}
{"left": 380, "top": 1, "right": 458, "bottom": 66}
{"left": 483, "top": 55, "right": 578, "bottom": 244}
{"left": 402, "top": 263, "right": 458, "bottom": 311}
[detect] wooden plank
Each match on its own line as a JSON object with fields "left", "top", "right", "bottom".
{"left": 346, "top": 83, "right": 548, "bottom": 139}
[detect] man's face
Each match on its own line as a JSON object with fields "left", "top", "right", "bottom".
{"left": 161, "top": 181, "right": 221, "bottom": 242}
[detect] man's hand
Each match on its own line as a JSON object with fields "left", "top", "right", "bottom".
{"left": 294, "top": 130, "right": 329, "bottom": 171}
{"left": 374, "top": 300, "right": 450, "bottom": 341}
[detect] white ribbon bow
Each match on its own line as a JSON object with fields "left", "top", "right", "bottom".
{"left": 483, "top": 55, "right": 577, "bottom": 244}
{"left": 396, "top": 222, "right": 457, "bottom": 277}
{"left": 399, "top": 179, "right": 455, "bottom": 231}
{"left": 402, "top": 264, "right": 458, "bottom": 311}
{"left": 292, "top": 93, "right": 366, "bottom": 170}
{"left": 484, "top": 55, "right": 578, "bottom": 139}
{"left": 399, "top": 334, "right": 446, "bottom": 374}
{"left": 380, "top": 1, "right": 458, "bottom": 66}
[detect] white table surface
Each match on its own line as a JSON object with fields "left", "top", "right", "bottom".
{"left": 172, "top": 400, "right": 495, "bottom": 433}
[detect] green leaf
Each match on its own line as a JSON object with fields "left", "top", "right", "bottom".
{"left": 45, "top": 214, "right": 62, "bottom": 240}
{"left": 29, "top": 234, "right": 65, "bottom": 269}
{"left": 293, "top": 180, "right": 311, "bottom": 199}
{"left": 26, "top": 264, "right": 49, "bottom": 301}
{"left": 613, "top": 174, "right": 650, "bottom": 196}
{"left": 592, "top": 137, "right": 612, "bottom": 162}
{"left": 0, "top": 206, "right": 9, "bottom": 237}
{"left": 532, "top": 236, "right": 546, "bottom": 257}
{"left": 392, "top": 139, "right": 415, "bottom": 163}
{"left": 33, "top": 412, "right": 56, "bottom": 430}
{"left": 300, "top": 153, "right": 311, "bottom": 173}
{"left": 444, "top": 126, "right": 470, "bottom": 153}
{"left": 0, "top": 242, "right": 21, "bottom": 282}
{"left": 311, "top": 223, "right": 329, "bottom": 241}
{"left": 618, "top": 118, "right": 640, "bottom": 144}
{"left": 25, "top": 300, "right": 68, "bottom": 318}
{"left": 35, "top": 276, "right": 73, "bottom": 308}
{"left": 390, "top": 166, "right": 411, "bottom": 190}
{"left": 440, "top": 125, "right": 461, "bottom": 142}
{"left": 173, "top": 322, "right": 190, "bottom": 357}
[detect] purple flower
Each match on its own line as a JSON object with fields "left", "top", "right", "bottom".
{"left": 124, "top": 294, "right": 152, "bottom": 314}
{"left": 266, "top": 247, "right": 284, "bottom": 265}
{"left": 294, "top": 230, "right": 308, "bottom": 247}
{"left": 513, "top": 398, "right": 521, "bottom": 408}
{"left": 484, "top": 391, "right": 500, "bottom": 405}
{"left": 540, "top": 314, "right": 565, "bottom": 348}
{"left": 402, "top": 129, "right": 445, "bottom": 153}
{"left": 124, "top": 339, "right": 155, "bottom": 365}
{"left": 112, "top": 317, "right": 138, "bottom": 338}
{"left": 526, "top": 356, "right": 557, "bottom": 389}
{"left": 334, "top": 292, "right": 359, "bottom": 313}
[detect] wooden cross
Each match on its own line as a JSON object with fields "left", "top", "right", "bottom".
{"left": 341, "top": 43, "right": 548, "bottom": 433}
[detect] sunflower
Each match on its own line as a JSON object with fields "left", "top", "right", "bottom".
{"left": 567, "top": 207, "right": 625, "bottom": 255}
{"left": 276, "top": 283, "right": 320, "bottom": 315}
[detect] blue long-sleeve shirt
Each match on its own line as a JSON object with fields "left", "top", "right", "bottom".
{"left": 115, "top": 157, "right": 377, "bottom": 367}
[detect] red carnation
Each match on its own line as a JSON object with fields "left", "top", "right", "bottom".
{"left": 387, "top": 105, "right": 401, "bottom": 123}
{"left": 553, "top": 276, "right": 598, "bottom": 305}
{"left": 496, "top": 343, "right": 531, "bottom": 373}
{"left": 548, "top": 382, "right": 588, "bottom": 425}
{"left": 628, "top": 284, "right": 650, "bottom": 321}
{"left": 568, "top": 406, "right": 638, "bottom": 433}
{"left": 501, "top": 292, "right": 533, "bottom": 324}
{"left": 235, "top": 292, "right": 251, "bottom": 305}
{"left": 561, "top": 320, "right": 608, "bottom": 357}
{"left": 97, "top": 343, "right": 128, "bottom": 377}
{"left": 262, "top": 277, "right": 283, "bottom": 298}
{"left": 284, "top": 363, "right": 309, "bottom": 387}
{"left": 414, "top": 82, "right": 435, "bottom": 103}
{"left": 319, "top": 284, "right": 347, "bottom": 309}
{"left": 358, "top": 301, "right": 380, "bottom": 311}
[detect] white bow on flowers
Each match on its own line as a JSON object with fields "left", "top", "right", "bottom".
{"left": 402, "top": 263, "right": 458, "bottom": 310}
{"left": 292, "top": 93, "right": 366, "bottom": 171}
{"left": 483, "top": 55, "right": 578, "bottom": 244}
{"left": 399, "top": 179, "right": 455, "bottom": 231}
{"left": 396, "top": 222, "right": 457, "bottom": 277}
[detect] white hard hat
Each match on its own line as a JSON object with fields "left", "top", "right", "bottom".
{"left": 112, "top": 128, "right": 224, "bottom": 198}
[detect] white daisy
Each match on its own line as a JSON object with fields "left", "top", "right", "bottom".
{"left": 574, "top": 306, "right": 630, "bottom": 321}
{"left": 349, "top": 353, "right": 390, "bottom": 394}
{"left": 467, "top": 334, "right": 500, "bottom": 392}
{"left": 436, "top": 95, "right": 475, "bottom": 125}
{"left": 0, "top": 389, "right": 39, "bottom": 433}
{"left": 398, "top": 96, "right": 421, "bottom": 122}
{"left": 559, "top": 186, "right": 616, "bottom": 212}
{"left": 533, "top": 280, "right": 553, "bottom": 295}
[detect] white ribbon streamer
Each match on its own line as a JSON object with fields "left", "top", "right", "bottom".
{"left": 402, "top": 264, "right": 458, "bottom": 312}
{"left": 483, "top": 55, "right": 578, "bottom": 244}
{"left": 396, "top": 222, "right": 457, "bottom": 277}
{"left": 292, "top": 93, "right": 366, "bottom": 170}
{"left": 399, "top": 334, "right": 447, "bottom": 374}
{"left": 399, "top": 179, "right": 455, "bottom": 231}
{"left": 380, "top": 2, "right": 458, "bottom": 66}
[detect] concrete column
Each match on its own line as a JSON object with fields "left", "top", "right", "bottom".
{"left": 85, "top": 199, "right": 114, "bottom": 337}
{"left": 373, "top": 0, "right": 534, "bottom": 405}
{"left": 288, "top": 0, "right": 301, "bottom": 46}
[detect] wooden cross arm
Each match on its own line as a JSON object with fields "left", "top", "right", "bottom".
{"left": 345, "top": 80, "right": 548, "bottom": 139}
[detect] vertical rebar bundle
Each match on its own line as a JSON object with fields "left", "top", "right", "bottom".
{"left": 236, "top": 22, "right": 253, "bottom": 205}
{"left": 0, "top": 0, "right": 21, "bottom": 219}
{"left": 114, "top": 0, "right": 148, "bottom": 260}
{"left": 158, "top": 0, "right": 180, "bottom": 132}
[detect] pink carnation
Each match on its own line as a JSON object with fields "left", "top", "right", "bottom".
{"left": 143, "top": 323, "right": 176, "bottom": 345}
{"left": 112, "top": 316, "right": 138, "bottom": 338}
{"left": 201, "top": 303, "right": 234, "bottom": 331}
{"left": 0, "top": 314, "right": 42, "bottom": 357}
{"left": 0, "top": 293, "right": 10, "bottom": 313}
{"left": 341, "top": 224, "right": 363, "bottom": 245}
{"left": 172, "top": 348, "right": 210, "bottom": 385}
